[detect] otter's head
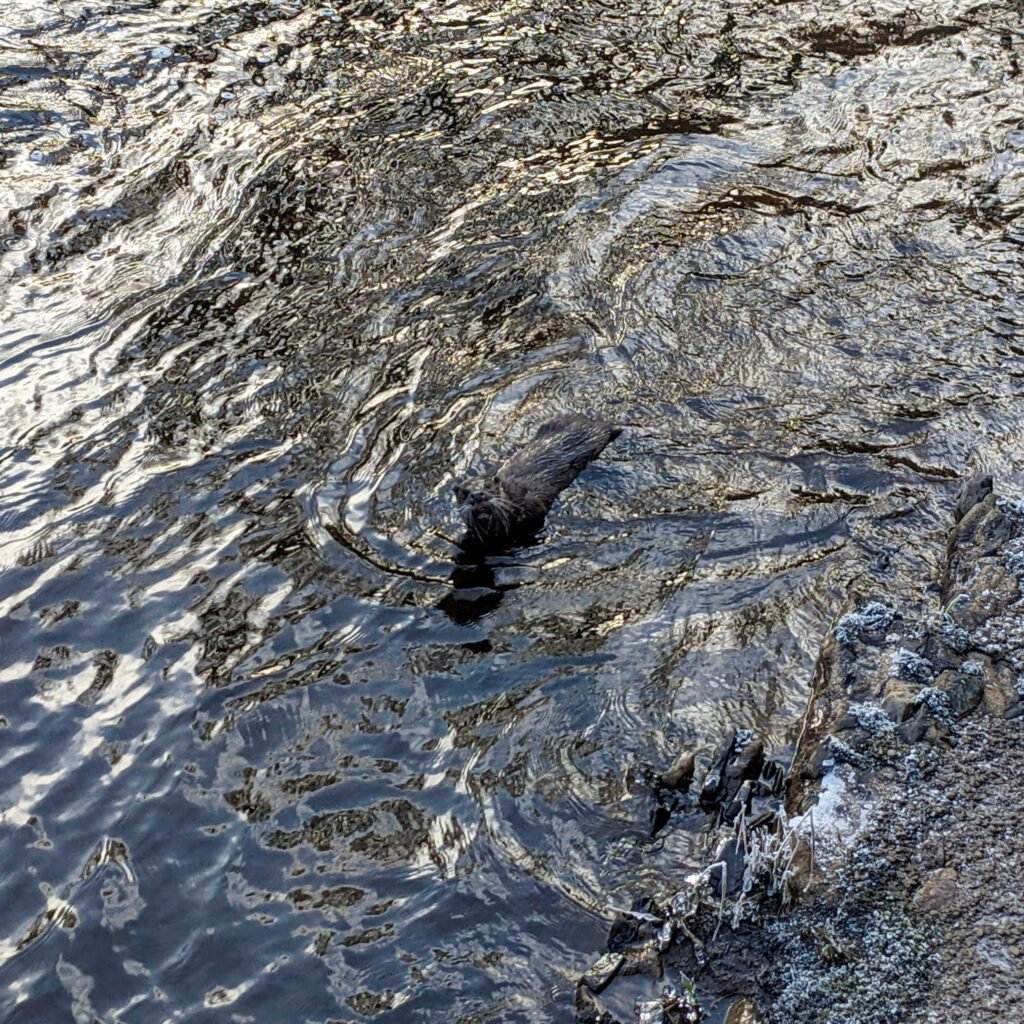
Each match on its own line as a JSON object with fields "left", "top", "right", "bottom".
{"left": 453, "top": 476, "right": 518, "bottom": 545}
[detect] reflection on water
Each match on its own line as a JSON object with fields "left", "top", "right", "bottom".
{"left": 2, "top": 0, "right": 1024, "bottom": 1019}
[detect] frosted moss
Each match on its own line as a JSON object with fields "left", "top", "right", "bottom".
{"left": 912, "top": 687, "right": 953, "bottom": 726}
{"left": 940, "top": 621, "right": 969, "bottom": 652}
{"left": 891, "top": 647, "right": 934, "bottom": 684}
{"left": 847, "top": 702, "right": 895, "bottom": 736}
{"left": 835, "top": 602, "right": 896, "bottom": 646}
{"left": 765, "top": 903, "right": 934, "bottom": 1024}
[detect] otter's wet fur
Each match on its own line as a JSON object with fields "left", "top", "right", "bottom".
{"left": 454, "top": 414, "right": 620, "bottom": 550}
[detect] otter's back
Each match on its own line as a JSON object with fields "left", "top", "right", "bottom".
{"left": 497, "top": 415, "right": 620, "bottom": 510}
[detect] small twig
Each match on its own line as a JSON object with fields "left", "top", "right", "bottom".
{"left": 942, "top": 592, "right": 968, "bottom": 622}
{"left": 808, "top": 808, "right": 816, "bottom": 889}
{"left": 605, "top": 905, "right": 663, "bottom": 924}
{"left": 711, "top": 861, "right": 728, "bottom": 942}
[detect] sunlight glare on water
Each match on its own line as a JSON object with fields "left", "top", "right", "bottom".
{"left": 1, "top": 0, "right": 1024, "bottom": 1020}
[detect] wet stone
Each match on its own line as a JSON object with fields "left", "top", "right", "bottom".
{"left": 953, "top": 473, "right": 994, "bottom": 523}
{"left": 607, "top": 896, "right": 658, "bottom": 952}
{"left": 650, "top": 802, "right": 672, "bottom": 838}
{"left": 660, "top": 753, "right": 695, "bottom": 792}
{"left": 947, "top": 498, "right": 1011, "bottom": 591}
{"left": 622, "top": 940, "right": 663, "bottom": 979}
{"left": 648, "top": 752, "right": 697, "bottom": 836}
{"left": 699, "top": 730, "right": 765, "bottom": 810}
{"left": 758, "top": 758, "right": 787, "bottom": 796}
{"left": 948, "top": 495, "right": 1015, "bottom": 575}
{"left": 580, "top": 952, "right": 625, "bottom": 994}
{"left": 636, "top": 987, "right": 702, "bottom": 1024}
{"left": 574, "top": 985, "right": 618, "bottom": 1024}
{"left": 709, "top": 836, "right": 747, "bottom": 899}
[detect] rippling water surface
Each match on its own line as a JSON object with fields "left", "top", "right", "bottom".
{"left": 2, "top": 0, "right": 1024, "bottom": 1020}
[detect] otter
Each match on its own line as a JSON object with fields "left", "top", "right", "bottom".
{"left": 454, "top": 414, "right": 621, "bottom": 551}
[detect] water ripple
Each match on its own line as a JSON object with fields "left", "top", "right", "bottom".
{"left": 2, "top": 0, "right": 1024, "bottom": 1021}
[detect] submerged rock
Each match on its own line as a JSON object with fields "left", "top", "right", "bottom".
{"left": 660, "top": 753, "right": 696, "bottom": 793}
{"left": 647, "top": 752, "right": 697, "bottom": 837}
{"left": 699, "top": 730, "right": 766, "bottom": 813}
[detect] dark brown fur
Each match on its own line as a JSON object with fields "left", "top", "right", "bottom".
{"left": 454, "top": 414, "right": 620, "bottom": 550}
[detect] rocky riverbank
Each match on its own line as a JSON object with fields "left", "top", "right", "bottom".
{"left": 575, "top": 478, "right": 1024, "bottom": 1023}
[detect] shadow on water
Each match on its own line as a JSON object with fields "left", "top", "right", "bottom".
{"left": 2, "top": 0, "right": 1024, "bottom": 1020}
{"left": 440, "top": 553, "right": 514, "bottom": 626}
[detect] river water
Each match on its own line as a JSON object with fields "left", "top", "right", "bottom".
{"left": 1, "top": 0, "right": 1023, "bottom": 1021}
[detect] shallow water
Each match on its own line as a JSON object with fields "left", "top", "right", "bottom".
{"left": 2, "top": 0, "right": 1023, "bottom": 1020}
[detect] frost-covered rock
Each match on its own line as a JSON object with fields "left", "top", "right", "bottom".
{"left": 835, "top": 602, "right": 895, "bottom": 646}
{"left": 891, "top": 647, "right": 934, "bottom": 684}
